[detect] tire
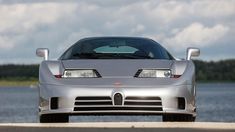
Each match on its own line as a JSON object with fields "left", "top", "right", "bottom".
{"left": 40, "top": 114, "right": 69, "bottom": 123}
{"left": 162, "top": 114, "right": 195, "bottom": 122}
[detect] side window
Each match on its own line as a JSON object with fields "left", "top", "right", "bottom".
{"left": 160, "top": 47, "right": 173, "bottom": 60}
{"left": 62, "top": 47, "right": 73, "bottom": 59}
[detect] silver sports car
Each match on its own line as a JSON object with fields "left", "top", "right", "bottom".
{"left": 36, "top": 37, "right": 200, "bottom": 123}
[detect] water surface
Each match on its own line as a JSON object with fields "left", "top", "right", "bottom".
{"left": 0, "top": 83, "right": 234, "bottom": 122}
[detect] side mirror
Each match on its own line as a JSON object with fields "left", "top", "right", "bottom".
{"left": 36, "top": 48, "right": 49, "bottom": 60}
{"left": 186, "top": 47, "right": 200, "bottom": 60}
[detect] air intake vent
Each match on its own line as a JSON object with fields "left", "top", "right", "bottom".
{"left": 75, "top": 96, "right": 110, "bottom": 100}
{"left": 73, "top": 96, "right": 163, "bottom": 112}
{"left": 74, "top": 96, "right": 113, "bottom": 111}
{"left": 134, "top": 69, "right": 143, "bottom": 77}
{"left": 178, "top": 97, "right": 185, "bottom": 109}
{"left": 50, "top": 97, "right": 58, "bottom": 110}
{"left": 74, "top": 107, "right": 162, "bottom": 111}
{"left": 124, "top": 96, "right": 162, "bottom": 109}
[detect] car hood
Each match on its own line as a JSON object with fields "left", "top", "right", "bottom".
{"left": 61, "top": 59, "right": 173, "bottom": 77}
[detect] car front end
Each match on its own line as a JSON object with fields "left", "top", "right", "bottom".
{"left": 36, "top": 37, "right": 199, "bottom": 122}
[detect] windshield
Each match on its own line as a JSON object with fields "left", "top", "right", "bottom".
{"left": 60, "top": 37, "right": 174, "bottom": 60}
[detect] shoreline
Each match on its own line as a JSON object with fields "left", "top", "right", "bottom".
{"left": 0, "top": 80, "right": 38, "bottom": 87}
{"left": 0, "top": 80, "right": 235, "bottom": 87}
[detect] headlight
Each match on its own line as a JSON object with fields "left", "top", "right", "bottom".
{"left": 136, "top": 69, "right": 172, "bottom": 78}
{"left": 63, "top": 69, "right": 100, "bottom": 78}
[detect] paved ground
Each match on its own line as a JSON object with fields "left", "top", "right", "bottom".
{"left": 0, "top": 122, "right": 235, "bottom": 132}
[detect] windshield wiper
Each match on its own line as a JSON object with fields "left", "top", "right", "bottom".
{"left": 72, "top": 53, "right": 153, "bottom": 59}
{"left": 72, "top": 53, "right": 101, "bottom": 59}
{"left": 72, "top": 53, "right": 119, "bottom": 59}
{"left": 120, "top": 54, "right": 153, "bottom": 59}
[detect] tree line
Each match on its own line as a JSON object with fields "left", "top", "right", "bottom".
{"left": 194, "top": 59, "right": 235, "bottom": 82}
{"left": 0, "top": 59, "right": 234, "bottom": 82}
{"left": 0, "top": 64, "right": 39, "bottom": 81}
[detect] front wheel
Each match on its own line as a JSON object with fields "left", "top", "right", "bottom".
{"left": 40, "top": 114, "right": 69, "bottom": 123}
{"left": 162, "top": 114, "right": 195, "bottom": 122}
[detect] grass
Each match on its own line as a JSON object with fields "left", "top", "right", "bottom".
{"left": 0, "top": 80, "right": 38, "bottom": 87}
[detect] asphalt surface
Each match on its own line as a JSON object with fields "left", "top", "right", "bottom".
{"left": 0, "top": 122, "right": 235, "bottom": 132}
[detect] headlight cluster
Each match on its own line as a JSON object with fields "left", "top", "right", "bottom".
{"left": 136, "top": 69, "right": 172, "bottom": 78}
{"left": 63, "top": 69, "right": 100, "bottom": 78}
{"left": 54, "top": 69, "right": 180, "bottom": 79}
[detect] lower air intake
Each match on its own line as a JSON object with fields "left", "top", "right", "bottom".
{"left": 50, "top": 97, "right": 58, "bottom": 110}
{"left": 178, "top": 97, "right": 185, "bottom": 110}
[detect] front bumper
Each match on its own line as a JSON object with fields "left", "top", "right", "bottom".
{"left": 39, "top": 83, "right": 196, "bottom": 117}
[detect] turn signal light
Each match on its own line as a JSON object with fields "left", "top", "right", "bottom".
{"left": 172, "top": 75, "right": 181, "bottom": 78}
{"left": 54, "top": 75, "right": 62, "bottom": 78}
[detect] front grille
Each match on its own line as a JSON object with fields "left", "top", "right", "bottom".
{"left": 74, "top": 107, "right": 162, "bottom": 111}
{"left": 125, "top": 97, "right": 161, "bottom": 100}
{"left": 124, "top": 101, "right": 161, "bottom": 106}
{"left": 114, "top": 93, "right": 123, "bottom": 105}
{"left": 74, "top": 96, "right": 162, "bottom": 112}
{"left": 75, "top": 97, "right": 110, "bottom": 100}
{"left": 124, "top": 96, "right": 162, "bottom": 111}
{"left": 74, "top": 96, "right": 112, "bottom": 107}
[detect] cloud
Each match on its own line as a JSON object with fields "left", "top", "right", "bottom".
{"left": 192, "top": 1, "right": 235, "bottom": 18}
{"left": 164, "top": 23, "right": 229, "bottom": 50}
{"left": 0, "top": 2, "right": 77, "bottom": 49}
{"left": 131, "top": 24, "right": 145, "bottom": 34}
{"left": 0, "top": 0, "right": 234, "bottom": 63}
{"left": 0, "top": 35, "right": 15, "bottom": 49}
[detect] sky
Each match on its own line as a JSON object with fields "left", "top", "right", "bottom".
{"left": 0, "top": 0, "right": 234, "bottom": 64}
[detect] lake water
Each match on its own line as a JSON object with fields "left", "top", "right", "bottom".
{"left": 0, "top": 83, "right": 234, "bottom": 123}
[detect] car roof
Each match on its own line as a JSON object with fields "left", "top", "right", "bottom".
{"left": 78, "top": 36, "right": 154, "bottom": 42}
